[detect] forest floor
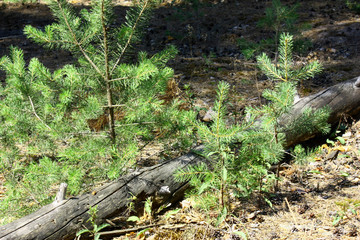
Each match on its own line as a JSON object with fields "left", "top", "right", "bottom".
{"left": 1, "top": 0, "right": 360, "bottom": 239}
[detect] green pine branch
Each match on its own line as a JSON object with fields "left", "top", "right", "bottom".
{"left": 111, "top": 0, "right": 152, "bottom": 73}
{"left": 257, "top": 32, "right": 322, "bottom": 83}
{"left": 257, "top": 53, "right": 285, "bottom": 81}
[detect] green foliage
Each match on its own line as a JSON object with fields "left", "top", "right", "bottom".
{"left": 257, "top": 33, "right": 323, "bottom": 82}
{"left": 164, "top": 208, "right": 181, "bottom": 220}
{"left": 239, "top": 0, "right": 311, "bottom": 59}
{"left": 126, "top": 196, "right": 154, "bottom": 224}
{"left": 285, "top": 106, "right": 331, "bottom": 139}
{"left": 292, "top": 145, "right": 320, "bottom": 165}
{"left": 333, "top": 198, "right": 360, "bottom": 226}
{"left": 175, "top": 80, "right": 282, "bottom": 220}
{"left": 345, "top": 0, "right": 360, "bottom": 13}
{"left": 176, "top": 33, "right": 329, "bottom": 220}
{"left": 127, "top": 215, "right": 141, "bottom": 222}
{"left": 257, "top": 33, "right": 330, "bottom": 139}
{"left": 76, "top": 205, "right": 110, "bottom": 240}
{"left": 0, "top": 0, "right": 195, "bottom": 223}
{"left": 1, "top": 0, "right": 37, "bottom": 3}
{"left": 238, "top": 38, "right": 274, "bottom": 60}
{"left": 175, "top": 81, "right": 243, "bottom": 222}
{"left": 257, "top": 0, "right": 299, "bottom": 35}
{"left": 144, "top": 197, "right": 153, "bottom": 219}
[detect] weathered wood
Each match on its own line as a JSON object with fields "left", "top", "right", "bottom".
{"left": 1, "top": 76, "right": 360, "bottom": 240}
{"left": 0, "top": 146, "right": 205, "bottom": 240}
{"left": 54, "top": 183, "right": 68, "bottom": 203}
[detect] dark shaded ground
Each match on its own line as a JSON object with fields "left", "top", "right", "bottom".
{"left": 2, "top": 0, "right": 360, "bottom": 104}
{"left": 1, "top": 0, "right": 360, "bottom": 239}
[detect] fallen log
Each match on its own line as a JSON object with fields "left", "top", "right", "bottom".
{"left": 0, "top": 146, "right": 205, "bottom": 240}
{"left": 0, "top": 76, "right": 360, "bottom": 240}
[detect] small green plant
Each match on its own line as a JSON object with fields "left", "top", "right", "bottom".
{"left": 127, "top": 196, "right": 154, "bottom": 224}
{"left": 144, "top": 197, "right": 153, "bottom": 222}
{"left": 256, "top": 33, "right": 330, "bottom": 186}
{"left": 2, "top": 0, "right": 38, "bottom": 3}
{"left": 239, "top": 0, "right": 311, "bottom": 59}
{"left": 333, "top": 198, "right": 360, "bottom": 226}
{"left": 293, "top": 145, "right": 321, "bottom": 165}
{"left": 163, "top": 208, "right": 181, "bottom": 221}
{"left": 175, "top": 81, "right": 244, "bottom": 223}
{"left": 203, "top": 52, "right": 216, "bottom": 66}
{"left": 326, "top": 130, "right": 347, "bottom": 147}
{"left": 345, "top": 0, "right": 360, "bottom": 13}
{"left": 76, "top": 205, "right": 110, "bottom": 240}
{"left": 256, "top": 33, "right": 330, "bottom": 145}
{"left": 238, "top": 38, "right": 274, "bottom": 60}
{"left": 175, "top": 33, "right": 330, "bottom": 225}
{"left": 336, "top": 136, "right": 346, "bottom": 145}
{"left": 125, "top": 192, "right": 138, "bottom": 216}
{"left": 257, "top": 33, "right": 322, "bottom": 82}
{"left": 258, "top": 0, "right": 299, "bottom": 43}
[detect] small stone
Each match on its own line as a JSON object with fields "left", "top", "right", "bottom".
{"left": 355, "top": 76, "right": 360, "bottom": 88}
{"left": 321, "top": 194, "right": 330, "bottom": 200}
{"left": 342, "top": 131, "right": 352, "bottom": 139}
{"left": 328, "top": 211, "right": 337, "bottom": 217}
{"left": 328, "top": 48, "right": 337, "bottom": 53}
{"left": 202, "top": 107, "right": 216, "bottom": 122}
{"left": 350, "top": 177, "right": 360, "bottom": 183}
{"left": 268, "top": 232, "right": 279, "bottom": 239}
{"left": 250, "top": 223, "right": 260, "bottom": 229}
{"left": 346, "top": 224, "right": 358, "bottom": 237}
{"left": 247, "top": 210, "right": 261, "bottom": 220}
{"left": 326, "top": 150, "right": 339, "bottom": 161}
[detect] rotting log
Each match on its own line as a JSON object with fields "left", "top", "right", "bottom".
{"left": 1, "top": 76, "right": 360, "bottom": 240}
{"left": 0, "top": 146, "right": 205, "bottom": 240}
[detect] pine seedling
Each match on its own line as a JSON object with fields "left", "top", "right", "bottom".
{"left": 255, "top": 32, "right": 330, "bottom": 187}
{"left": 77, "top": 205, "right": 110, "bottom": 240}
{"left": 175, "top": 33, "right": 329, "bottom": 225}
{"left": 0, "top": 0, "right": 196, "bottom": 222}
{"left": 258, "top": 0, "right": 299, "bottom": 42}
{"left": 240, "top": 0, "right": 311, "bottom": 59}
{"left": 23, "top": 0, "right": 156, "bottom": 143}
{"left": 175, "top": 81, "right": 244, "bottom": 223}
{"left": 256, "top": 33, "right": 329, "bottom": 139}
{"left": 257, "top": 33, "right": 322, "bottom": 83}
{"left": 174, "top": 81, "right": 283, "bottom": 221}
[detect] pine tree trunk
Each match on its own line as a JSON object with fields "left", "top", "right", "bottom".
{"left": 106, "top": 84, "right": 116, "bottom": 144}
{"left": 102, "top": 6, "right": 116, "bottom": 144}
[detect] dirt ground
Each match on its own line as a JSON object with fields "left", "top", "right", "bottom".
{"left": 1, "top": 0, "right": 360, "bottom": 239}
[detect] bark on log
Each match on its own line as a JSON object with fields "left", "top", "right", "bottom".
{"left": 0, "top": 76, "right": 360, "bottom": 240}
{"left": 0, "top": 146, "right": 205, "bottom": 240}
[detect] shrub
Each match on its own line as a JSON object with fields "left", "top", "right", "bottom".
{"left": 176, "top": 33, "right": 329, "bottom": 225}
{"left": 0, "top": 0, "right": 195, "bottom": 224}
